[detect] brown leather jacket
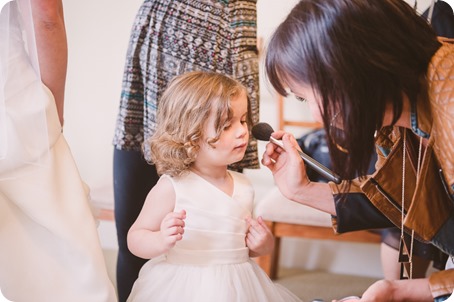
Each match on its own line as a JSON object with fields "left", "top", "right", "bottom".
{"left": 329, "top": 40, "right": 454, "bottom": 299}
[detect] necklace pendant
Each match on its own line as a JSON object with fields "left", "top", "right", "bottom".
{"left": 398, "top": 238, "right": 410, "bottom": 263}
{"left": 399, "top": 263, "right": 409, "bottom": 280}
{"left": 398, "top": 238, "right": 411, "bottom": 279}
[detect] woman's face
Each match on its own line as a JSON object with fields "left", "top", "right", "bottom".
{"left": 286, "top": 79, "right": 345, "bottom": 131}
{"left": 286, "top": 80, "right": 323, "bottom": 123}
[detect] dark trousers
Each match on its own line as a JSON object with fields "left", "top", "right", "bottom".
{"left": 113, "top": 149, "right": 160, "bottom": 302}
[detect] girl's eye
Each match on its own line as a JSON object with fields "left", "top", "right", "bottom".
{"left": 295, "top": 95, "right": 307, "bottom": 103}
{"left": 240, "top": 120, "right": 247, "bottom": 125}
{"left": 223, "top": 124, "right": 232, "bottom": 130}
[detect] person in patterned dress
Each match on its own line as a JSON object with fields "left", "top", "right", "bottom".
{"left": 112, "top": 1, "right": 260, "bottom": 301}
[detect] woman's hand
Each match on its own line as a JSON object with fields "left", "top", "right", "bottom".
{"left": 261, "top": 131, "right": 310, "bottom": 201}
{"left": 261, "top": 130, "right": 337, "bottom": 215}
{"left": 334, "top": 278, "right": 433, "bottom": 302}
{"left": 245, "top": 216, "right": 274, "bottom": 257}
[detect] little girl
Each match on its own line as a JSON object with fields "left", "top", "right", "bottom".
{"left": 126, "top": 71, "right": 301, "bottom": 302}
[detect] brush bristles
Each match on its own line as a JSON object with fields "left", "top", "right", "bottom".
{"left": 251, "top": 122, "right": 274, "bottom": 141}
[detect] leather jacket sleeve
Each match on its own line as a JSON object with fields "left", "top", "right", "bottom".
{"left": 332, "top": 191, "right": 395, "bottom": 233}
{"left": 429, "top": 269, "right": 454, "bottom": 299}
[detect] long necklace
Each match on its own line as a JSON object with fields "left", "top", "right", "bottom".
{"left": 399, "top": 130, "right": 424, "bottom": 279}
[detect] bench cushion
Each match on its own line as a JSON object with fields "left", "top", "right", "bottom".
{"left": 254, "top": 187, "right": 333, "bottom": 227}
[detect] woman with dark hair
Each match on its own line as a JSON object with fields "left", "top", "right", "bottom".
{"left": 261, "top": 0, "right": 454, "bottom": 301}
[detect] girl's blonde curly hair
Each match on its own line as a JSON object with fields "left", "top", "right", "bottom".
{"left": 146, "top": 71, "right": 250, "bottom": 177}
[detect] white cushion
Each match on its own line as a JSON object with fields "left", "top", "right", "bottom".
{"left": 254, "top": 186, "right": 333, "bottom": 227}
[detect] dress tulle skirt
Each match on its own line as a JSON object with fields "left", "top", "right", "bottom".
{"left": 127, "top": 256, "right": 301, "bottom": 302}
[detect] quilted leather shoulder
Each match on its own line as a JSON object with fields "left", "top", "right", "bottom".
{"left": 427, "top": 41, "right": 454, "bottom": 194}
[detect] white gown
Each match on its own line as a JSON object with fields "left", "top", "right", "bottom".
{"left": 127, "top": 171, "right": 302, "bottom": 302}
{"left": 0, "top": 1, "right": 116, "bottom": 301}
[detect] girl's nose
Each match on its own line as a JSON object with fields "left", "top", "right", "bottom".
{"left": 236, "top": 123, "right": 248, "bottom": 138}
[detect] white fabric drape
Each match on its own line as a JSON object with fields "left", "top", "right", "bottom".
{"left": 0, "top": 1, "right": 117, "bottom": 301}
{"left": 0, "top": 0, "right": 50, "bottom": 179}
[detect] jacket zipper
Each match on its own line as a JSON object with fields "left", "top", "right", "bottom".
{"left": 370, "top": 177, "right": 406, "bottom": 215}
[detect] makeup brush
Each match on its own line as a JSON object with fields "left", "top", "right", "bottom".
{"left": 252, "top": 122, "right": 342, "bottom": 184}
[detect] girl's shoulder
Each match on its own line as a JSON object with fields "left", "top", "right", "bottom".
{"left": 153, "top": 174, "right": 176, "bottom": 195}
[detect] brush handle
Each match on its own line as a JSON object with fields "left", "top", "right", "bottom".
{"left": 270, "top": 137, "right": 342, "bottom": 184}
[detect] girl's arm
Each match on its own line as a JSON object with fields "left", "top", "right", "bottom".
{"left": 127, "top": 177, "right": 186, "bottom": 259}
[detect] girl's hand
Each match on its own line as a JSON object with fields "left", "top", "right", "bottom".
{"left": 245, "top": 216, "right": 274, "bottom": 257}
{"left": 159, "top": 210, "right": 186, "bottom": 252}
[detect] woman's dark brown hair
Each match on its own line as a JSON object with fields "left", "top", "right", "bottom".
{"left": 265, "top": 0, "right": 441, "bottom": 180}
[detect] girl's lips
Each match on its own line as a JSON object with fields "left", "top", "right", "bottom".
{"left": 235, "top": 142, "right": 247, "bottom": 149}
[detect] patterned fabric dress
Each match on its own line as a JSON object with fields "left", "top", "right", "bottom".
{"left": 113, "top": 0, "right": 260, "bottom": 170}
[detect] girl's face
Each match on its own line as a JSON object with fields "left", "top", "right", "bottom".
{"left": 197, "top": 92, "right": 249, "bottom": 168}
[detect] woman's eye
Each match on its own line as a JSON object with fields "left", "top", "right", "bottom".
{"left": 295, "top": 95, "right": 307, "bottom": 103}
{"left": 240, "top": 120, "right": 247, "bottom": 125}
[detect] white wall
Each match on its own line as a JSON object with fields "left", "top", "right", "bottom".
{"left": 63, "top": 0, "right": 142, "bottom": 192}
